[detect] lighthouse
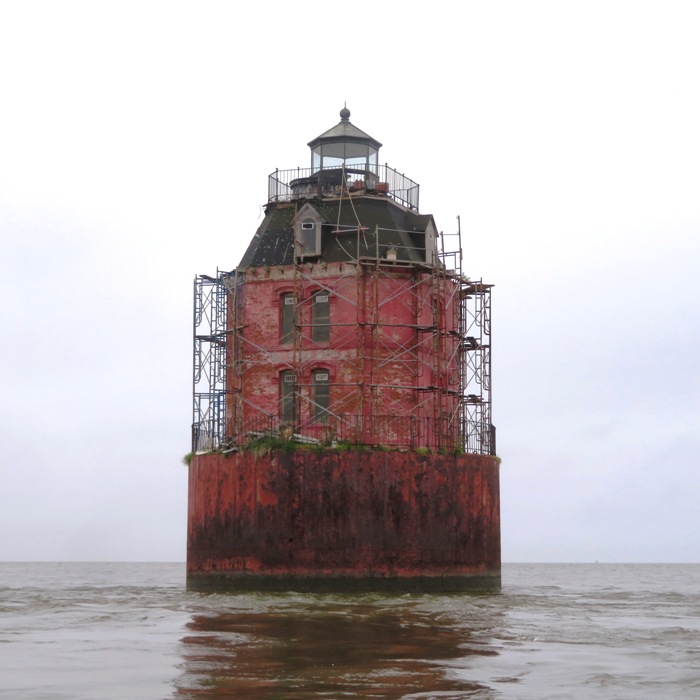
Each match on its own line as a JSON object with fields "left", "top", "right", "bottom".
{"left": 187, "top": 108, "right": 500, "bottom": 591}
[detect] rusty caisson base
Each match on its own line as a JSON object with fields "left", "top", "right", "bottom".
{"left": 186, "top": 449, "right": 501, "bottom": 593}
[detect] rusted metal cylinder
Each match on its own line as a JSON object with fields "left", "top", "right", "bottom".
{"left": 187, "top": 449, "right": 500, "bottom": 592}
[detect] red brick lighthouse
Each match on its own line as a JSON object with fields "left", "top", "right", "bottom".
{"left": 187, "top": 108, "right": 500, "bottom": 591}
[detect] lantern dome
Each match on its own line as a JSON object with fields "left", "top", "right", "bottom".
{"left": 307, "top": 106, "right": 382, "bottom": 174}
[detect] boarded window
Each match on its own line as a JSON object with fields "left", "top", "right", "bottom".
{"left": 280, "top": 370, "right": 296, "bottom": 423}
{"left": 280, "top": 293, "right": 295, "bottom": 343}
{"left": 297, "top": 218, "right": 320, "bottom": 258}
{"left": 312, "top": 291, "right": 330, "bottom": 343}
{"left": 312, "top": 369, "right": 330, "bottom": 422}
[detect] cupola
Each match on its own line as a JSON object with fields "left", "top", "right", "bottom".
{"left": 307, "top": 106, "right": 382, "bottom": 174}
{"left": 268, "top": 107, "right": 420, "bottom": 212}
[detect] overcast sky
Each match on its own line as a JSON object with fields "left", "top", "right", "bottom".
{"left": 1, "top": 0, "right": 698, "bottom": 563}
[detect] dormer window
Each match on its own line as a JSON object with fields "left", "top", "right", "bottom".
{"left": 295, "top": 205, "right": 323, "bottom": 260}
{"left": 300, "top": 220, "right": 318, "bottom": 256}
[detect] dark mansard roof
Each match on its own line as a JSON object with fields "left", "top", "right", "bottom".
{"left": 237, "top": 197, "right": 435, "bottom": 269}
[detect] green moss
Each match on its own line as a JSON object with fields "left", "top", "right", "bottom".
{"left": 333, "top": 439, "right": 358, "bottom": 451}
{"left": 182, "top": 452, "right": 194, "bottom": 467}
{"left": 245, "top": 435, "right": 297, "bottom": 456}
{"left": 236, "top": 435, "right": 468, "bottom": 457}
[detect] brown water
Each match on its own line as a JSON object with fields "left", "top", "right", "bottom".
{"left": 1, "top": 563, "right": 699, "bottom": 699}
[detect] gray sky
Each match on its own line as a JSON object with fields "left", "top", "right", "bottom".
{"left": 1, "top": 0, "right": 698, "bottom": 563}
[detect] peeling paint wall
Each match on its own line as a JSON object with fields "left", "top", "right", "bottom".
{"left": 229, "top": 263, "right": 463, "bottom": 448}
{"left": 187, "top": 450, "right": 500, "bottom": 586}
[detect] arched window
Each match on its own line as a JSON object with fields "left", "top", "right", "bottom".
{"left": 312, "top": 290, "right": 330, "bottom": 343}
{"left": 280, "top": 293, "right": 295, "bottom": 343}
{"left": 312, "top": 369, "right": 330, "bottom": 422}
{"left": 280, "top": 370, "right": 296, "bottom": 423}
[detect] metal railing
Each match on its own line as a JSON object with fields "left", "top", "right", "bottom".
{"left": 193, "top": 411, "right": 469, "bottom": 453}
{"left": 268, "top": 164, "right": 420, "bottom": 212}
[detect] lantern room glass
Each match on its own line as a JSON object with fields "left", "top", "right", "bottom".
{"left": 311, "top": 142, "right": 378, "bottom": 174}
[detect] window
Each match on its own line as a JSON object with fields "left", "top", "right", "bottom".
{"left": 280, "top": 370, "right": 296, "bottom": 423}
{"left": 312, "top": 291, "right": 330, "bottom": 343}
{"left": 312, "top": 369, "right": 330, "bottom": 422}
{"left": 280, "top": 293, "right": 295, "bottom": 343}
{"left": 296, "top": 218, "right": 321, "bottom": 258}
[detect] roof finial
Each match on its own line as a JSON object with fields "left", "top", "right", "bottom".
{"left": 340, "top": 103, "right": 351, "bottom": 122}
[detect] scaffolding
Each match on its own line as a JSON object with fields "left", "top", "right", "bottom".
{"left": 192, "top": 272, "right": 228, "bottom": 452}
{"left": 192, "top": 211, "right": 493, "bottom": 455}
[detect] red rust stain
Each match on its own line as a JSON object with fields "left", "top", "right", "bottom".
{"left": 187, "top": 450, "right": 500, "bottom": 582}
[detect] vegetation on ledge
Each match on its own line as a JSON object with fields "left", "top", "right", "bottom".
{"left": 184, "top": 437, "right": 488, "bottom": 463}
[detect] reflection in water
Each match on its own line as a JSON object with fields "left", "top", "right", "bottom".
{"left": 175, "top": 596, "right": 501, "bottom": 698}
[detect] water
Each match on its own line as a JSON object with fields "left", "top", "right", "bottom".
{"left": 1, "top": 563, "right": 698, "bottom": 699}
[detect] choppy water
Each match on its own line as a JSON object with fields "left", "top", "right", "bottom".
{"left": 0, "top": 563, "right": 698, "bottom": 699}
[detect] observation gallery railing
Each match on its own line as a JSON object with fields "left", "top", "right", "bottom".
{"left": 268, "top": 164, "right": 420, "bottom": 212}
